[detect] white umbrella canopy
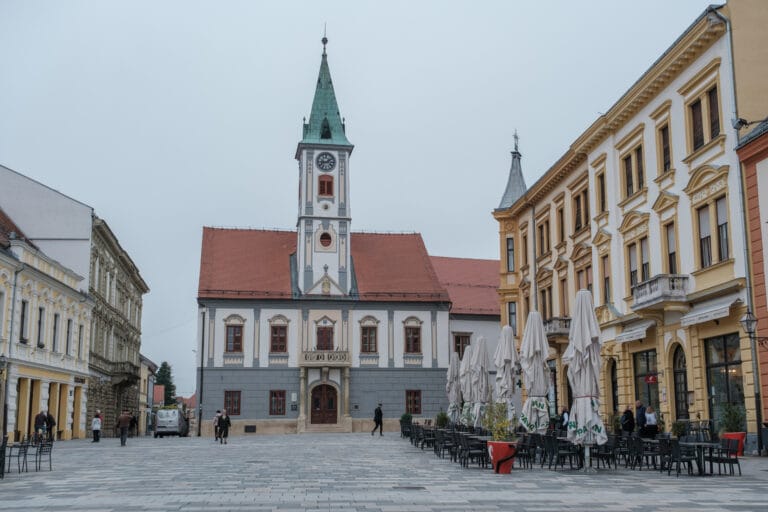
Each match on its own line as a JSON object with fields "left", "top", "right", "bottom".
{"left": 564, "top": 289, "right": 607, "bottom": 447}
{"left": 446, "top": 352, "right": 461, "bottom": 424}
{"left": 519, "top": 311, "right": 551, "bottom": 434}
{"left": 469, "top": 336, "right": 492, "bottom": 428}
{"left": 459, "top": 343, "right": 474, "bottom": 425}
{"left": 493, "top": 325, "right": 519, "bottom": 423}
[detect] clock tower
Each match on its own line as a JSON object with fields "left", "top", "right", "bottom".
{"left": 295, "top": 37, "right": 354, "bottom": 296}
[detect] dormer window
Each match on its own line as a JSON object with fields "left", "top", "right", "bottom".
{"left": 320, "top": 117, "right": 332, "bottom": 139}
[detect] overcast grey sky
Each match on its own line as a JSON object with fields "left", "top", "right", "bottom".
{"left": 0, "top": 0, "right": 715, "bottom": 395}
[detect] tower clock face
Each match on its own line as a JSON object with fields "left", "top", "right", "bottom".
{"left": 316, "top": 152, "right": 336, "bottom": 171}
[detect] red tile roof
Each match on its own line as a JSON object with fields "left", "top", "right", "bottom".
{"left": 429, "top": 256, "right": 500, "bottom": 316}
{"left": 198, "top": 228, "right": 296, "bottom": 299}
{"left": 0, "top": 206, "right": 36, "bottom": 249}
{"left": 198, "top": 227, "right": 450, "bottom": 303}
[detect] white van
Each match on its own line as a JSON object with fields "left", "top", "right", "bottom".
{"left": 154, "top": 408, "right": 189, "bottom": 438}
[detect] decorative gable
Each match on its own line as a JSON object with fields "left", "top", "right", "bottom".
{"left": 651, "top": 191, "right": 679, "bottom": 214}
{"left": 684, "top": 164, "right": 729, "bottom": 206}
{"left": 618, "top": 211, "right": 650, "bottom": 234}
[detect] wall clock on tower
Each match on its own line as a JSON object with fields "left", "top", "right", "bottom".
{"left": 316, "top": 152, "right": 336, "bottom": 171}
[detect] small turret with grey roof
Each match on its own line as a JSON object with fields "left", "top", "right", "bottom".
{"left": 497, "top": 132, "right": 527, "bottom": 210}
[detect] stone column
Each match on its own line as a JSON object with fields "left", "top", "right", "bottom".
{"left": 343, "top": 367, "right": 350, "bottom": 418}
{"left": 298, "top": 367, "right": 306, "bottom": 432}
{"left": 16, "top": 377, "right": 30, "bottom": 441}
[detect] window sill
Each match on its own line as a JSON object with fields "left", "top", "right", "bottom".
{"left": 618, "top": 187, "right": 648, "bottom": 209}
{"left": 683, "top": 134, "right": 726, "bottom": 166}
{"left": 536, "top": 250, "right": 552, "bottom": 263}
{"left": 654, "top": 169, "right": 676, "bottom": 183}
{"left": 404, "top": 353, "right": 423, "bottom": 367}
{"left": 570, "top": 226, "right": 591, "bottom": 241}
{"left": 691, "top": 258, "right": 734, "bottom": 277}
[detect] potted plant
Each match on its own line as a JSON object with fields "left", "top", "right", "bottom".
{"left": 435, "top": 410, "right": 449, "bottom": 429}
{"left": 400, "top": 412, "right": 413, "bottom": 438}
{"left": 612, "top": 414, "right": 623, "bottom": 435}
{"left": 719, "top": 402, "right": 746, "bottom": 455}
{"left": 481, "top": 402, "right": 517, "bottom": 474}
{"left": 671, "top": 420, "right": 688, "bottom": 439}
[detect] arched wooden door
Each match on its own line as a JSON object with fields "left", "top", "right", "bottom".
{"left": 673, "top": 345, "right": 689, "bottom": 420}
{"left": 311, "top": 384, "right": 337, "bottom": 424}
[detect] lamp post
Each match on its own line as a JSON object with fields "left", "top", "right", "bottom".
{"left": 739, "top": 309, "right": 764, "bottom": 455}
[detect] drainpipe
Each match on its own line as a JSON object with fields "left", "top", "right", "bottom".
{"left": 712, "top": 6, "right": 763, "bottom": 455}
{"left": 197, "top": 310, "right": 205, "bottom": 437}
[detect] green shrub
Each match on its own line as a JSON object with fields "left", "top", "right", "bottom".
{"left": 481, "top": 403, "right": 516, "bottom": 441}
{"left": 719, "top": 402, "right": 746, "bottom": 433}
{"left": 435, "top": 410, "right": 449, "bottom": 428}
{"left": 400, "top": 412, "right": 412, "bottom": 424}
{"left": 671, "top": 420, "right": 688, "bottom": 438}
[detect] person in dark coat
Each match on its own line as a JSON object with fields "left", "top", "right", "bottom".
{"left": 34, "top": 411, "right": 48, "bottom": 442}
{"left": 219, "top": 409, "right": 231, "bottom": 444}
{"left": 117, "top": 410, "right": 132, "bottom": 446}
{"left": 620, "top": 407, "right": 635, "bottom": 435}
{"left": 371, "top": 403, "right": 383, "bottom": 436}
{"left": 46, "top": 412, "right": 57, "bottom": 442}
{"left": 635, "top": 400, "right": 647, "bottom": 433}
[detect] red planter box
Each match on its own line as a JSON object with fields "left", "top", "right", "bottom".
{"left": 487, "top": 441, "right": 516, "bottom": 474}
{"left": 720, "top": 432, "right": 746, "bottom": 456}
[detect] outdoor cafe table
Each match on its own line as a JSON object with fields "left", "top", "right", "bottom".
{"left": 680, "top": 441, "right": 721, "bottom": 476}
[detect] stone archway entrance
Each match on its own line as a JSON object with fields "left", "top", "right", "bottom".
{"left": 310, "top": 384, "right": 337, "bottom": 424}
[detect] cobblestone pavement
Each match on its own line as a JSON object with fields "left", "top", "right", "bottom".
{"left": 2, "top": 433, "right": 768, "bottom": 511}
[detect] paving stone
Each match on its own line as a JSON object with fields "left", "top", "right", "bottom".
{"left": 2, "top": 434, "right": 768, "bottom": 511}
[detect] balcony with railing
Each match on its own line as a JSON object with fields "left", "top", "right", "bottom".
{"left": 543, "top": 317, "right": 571, "bottom": 338}
{"left": 631, "top": 274, "right": 689, "bottom": 312}
{"left": 299, "top": 349, "right": 352, "bottom": 367}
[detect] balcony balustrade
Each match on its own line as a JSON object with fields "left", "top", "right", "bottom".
{"left": 299, "top": 349, "right": 352, "bottom": 367}
{"left": 632, "top": 274, "right": 689, "bottom": 311}
{"left": 543, "top": 317, "right": 571, "bottom": 337}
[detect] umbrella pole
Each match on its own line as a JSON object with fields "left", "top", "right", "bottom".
{"left": 583, "top": 444, "right": 597, "bottom": 474}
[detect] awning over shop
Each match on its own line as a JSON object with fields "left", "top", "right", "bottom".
{"left": 615, "top": 320, "right": 656, "bottom": 344}
{"left": 680, "top": 293, "right": 743, "bottom": 327}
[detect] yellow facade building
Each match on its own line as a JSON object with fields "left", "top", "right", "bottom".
{"left": 1, "top": 209, "right": 93, "bottom": 442}
{"left": 494, "top": 1, "right": 768, "bottom": 452}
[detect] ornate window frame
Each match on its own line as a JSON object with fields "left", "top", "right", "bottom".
{"left": 684, "top": 164, "right": 731, "bottom": 272}
{"left": 268, "top": 314, "right": 290, "bottom": 354}
{"left": 678, "top": 58, "right": 724, "bottom": 164}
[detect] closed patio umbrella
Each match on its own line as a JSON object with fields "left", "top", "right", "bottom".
{"left": 519, "top": 311, "right": 551, "bottom": 433}
{"left": 564, "top": 290, "right": 607, "bottom": 471}
{"left": 459, "top": 343, "right": 474, "bottom": 426}
{"left": 446, "top": 352, "right": 461, "bottom": 424}
{"left": 493, "top": 325, "right": 519, "bottom": 423}
{"left": 469, "top": 336, "right": 492, "bottom": 428}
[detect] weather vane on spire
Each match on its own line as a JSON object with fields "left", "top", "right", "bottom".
{"left": 322, "top": 23, "right": 328, "bottom": 54}
{"left": 513, "top": 130, "right": 519, "bottom": 152}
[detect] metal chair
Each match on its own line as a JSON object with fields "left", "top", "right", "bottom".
{"left": 34, "top": 441, "right": 53, "bottom": 471}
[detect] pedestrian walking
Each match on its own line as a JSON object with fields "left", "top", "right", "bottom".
{"left": 218, "top": 409, "right": 231, "bottom": 444}
{"left": 34, "top": 410, "right": 48, "bottom": 444}
{"left": 635, "top": 400, "right": 647, "bottom": 433}
{"left": 91, "top": 412, "right": 102, "bottom": 442}
{"left": 46, "top": 411, "right": 57, "bottom": 442}
{"left": 371, "top": 403, "right": 383, "bottom": 436}
{"left": 117, "top": 409, "right": 132, "bottom": 446}
{"left": 213, "top": 410, "right": 222, "bottom": 441}
{"left": 130, "top": 412, "right": 138, "bottom": 437}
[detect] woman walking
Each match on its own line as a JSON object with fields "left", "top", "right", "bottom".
{"left": 219, "top": 409, "right": 231, "bottom": 444}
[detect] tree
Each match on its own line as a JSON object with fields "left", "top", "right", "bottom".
{"left": 156, "top": 361, "right": 176, "bottom": 406}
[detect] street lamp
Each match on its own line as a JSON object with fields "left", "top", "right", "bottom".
{"left": 740, "top": 309, "right": 765, "bottom": 455}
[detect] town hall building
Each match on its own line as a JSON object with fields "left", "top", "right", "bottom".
{"left": 195, "top": 39, "right": 500, "bottom": 434}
